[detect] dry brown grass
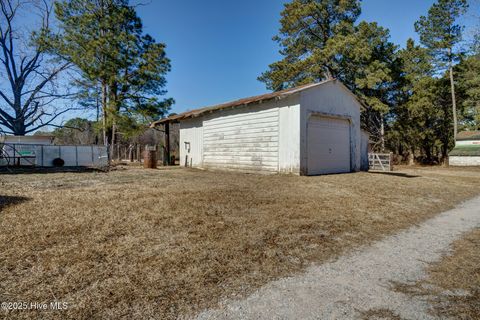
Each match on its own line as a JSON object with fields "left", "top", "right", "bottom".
{"left": 394, "top": 228, "right": 480, "bottom": 319}
{"left": 0, "top": 166, "right": 479, "bottom": 319}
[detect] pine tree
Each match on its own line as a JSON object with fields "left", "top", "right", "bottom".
{"left": 258, "top": 0, "right": 397, "bottom": 148}
{"left": 389, "top": 39, "right": 433, "bottom": 162}
{"left": 258, "top": 0, "right": 361, "bottom": 89}
{"left": 48, "top": 0, "right": 173, "bottom": 149}
{"left": 457, "top": 54, "right": 480, "bottom": 130}
{"left": 414, "top": 0, "right": 468, "bottom": 140}
{"left": 391, "top": 38, "right": 455, "bottom": 164}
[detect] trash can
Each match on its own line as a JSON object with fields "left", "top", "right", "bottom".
{"left": 143, "top": 145, "right": 157, "bottom": 169}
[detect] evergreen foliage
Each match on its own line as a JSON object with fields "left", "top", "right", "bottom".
{"left": 260, "top": 0, "right": 477, "bottom": 163}
{"left": 46, "top": 0, "right": 173, "bottom": 145}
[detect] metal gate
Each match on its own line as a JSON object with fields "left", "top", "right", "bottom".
{"left": 368, "top": 153, "right": 393, "bottom": 171}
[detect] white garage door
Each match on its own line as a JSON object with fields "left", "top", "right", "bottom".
{"left": 307, "top": 116, "right": 351, "bottom": 175}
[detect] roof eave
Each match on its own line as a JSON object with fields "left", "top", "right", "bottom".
{"left": 150, "top": 79, "right": 350, "bottom": 127}
{"left": 150, "top": 91, "right": 294, "bottom": 127}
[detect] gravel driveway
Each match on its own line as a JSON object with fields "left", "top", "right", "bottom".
{"left": 195, "top": 196, "right": 480, "bottom": 320}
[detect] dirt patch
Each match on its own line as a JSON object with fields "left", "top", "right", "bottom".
{"left": 394, "top": 228, "right": 480, "bottom": 319}
{"left": 0, "top": 166, "right": 479, "bottom": 319}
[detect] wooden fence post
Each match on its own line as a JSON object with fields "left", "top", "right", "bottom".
{"left": 129, "top": 145, "right": 134, "bottom": 162}
{"left": 165, "top": 121, "right": 171, "bottom": 165}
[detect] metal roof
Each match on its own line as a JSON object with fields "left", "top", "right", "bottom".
{"left": 456, "top": 130, "right": 480, "bottom": 141}
{"left": 151, "top": 79, "right": 342, "bottom": 126}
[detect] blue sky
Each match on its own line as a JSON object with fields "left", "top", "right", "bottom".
{"left": 15, "top": 0, "right": 478, "bottom": 130}
{"left": 136, "top": 0, "right": 445, "bottom": 115}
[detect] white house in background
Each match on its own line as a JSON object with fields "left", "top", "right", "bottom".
{"left": 449, "top": 131, "right": 480, "bottom": 166}
{"left": 152, "top": 79, "right": 369, "bottom": 175}
{"left": 0, "top": 135, "right": 54, "bottom": 145}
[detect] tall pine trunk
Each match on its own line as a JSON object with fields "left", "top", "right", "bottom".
{"left": 101, "top": 81, "right": 108, "bottom": 147}
{"left": 408, "top": 148, "right": 415, "bottom": 166}
{"left": 380, "top": 117, "right": 385, "bottom": 152}
{"left": 448, "top": 48, "right": 457, "bottom": 141}
{"left": 110, "top": 123, "right": 116, "bottom": 160}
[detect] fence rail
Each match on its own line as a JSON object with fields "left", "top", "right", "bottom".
{"left": 368, "top": 153, "right": 393, "bottom": 171}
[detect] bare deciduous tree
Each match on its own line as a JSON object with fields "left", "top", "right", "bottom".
{"left": 0, "top": 0, "right": 72, "bottom": 135}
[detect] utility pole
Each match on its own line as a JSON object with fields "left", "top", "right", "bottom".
{"left": 449, "top": 48, "right": 458, "bottom": 141}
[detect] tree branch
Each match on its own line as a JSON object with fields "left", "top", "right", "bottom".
{"left": 24, "top": 107, "right": 74, "bottom": 134}
{"left": 21, "top": 62, "right": 71, "bottom": 116}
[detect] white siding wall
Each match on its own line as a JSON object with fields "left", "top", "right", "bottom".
{"left": 178, "top": 97, "right": 301, "bottom": 174}
{"left": 202, "top": 104, "right": 280, "bottom": 173}
{"left": 449, "top": 156, "right": 480, "bottom": 166}
{"left": 278, "top": 97, "right": 301, "bottom": 174}
{"left": 179, "top": 118, "right": 203, "bottom": 167}
{"left": 456, "top": 140, "right": 480, "bottom": 146}
{"left": 299, "top": 81, "right": 361, "bottom": 174}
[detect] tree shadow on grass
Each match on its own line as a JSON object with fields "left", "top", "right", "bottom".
{"left": 369, "top": 171, "right": 420, "bottom": 178}
{"left": 0, "top": 195, "right": 30, "bottom": 212}
{"left": 359, "top": 308, "right": 403, "bottom": 320}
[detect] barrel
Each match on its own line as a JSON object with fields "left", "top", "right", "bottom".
{"left": 143, "top": 146, "right": 157, "bottom": 169}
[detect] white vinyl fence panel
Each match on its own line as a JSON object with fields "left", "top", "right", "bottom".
{"left": 1, "top": 144, "right": 108, "bottom": 167}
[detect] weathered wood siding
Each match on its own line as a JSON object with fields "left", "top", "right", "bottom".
{"left": 202, "top": 106, "right": 280, "bottom": 173}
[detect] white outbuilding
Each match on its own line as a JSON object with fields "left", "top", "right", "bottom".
{"left": 449, "top": 131, "right": 480, "bottom": 166}
{"left": 0, "top": 134, "right": 54, "bottom": 145}
{"left": 153, "top": 79, "right": 369, "bottom": 175}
